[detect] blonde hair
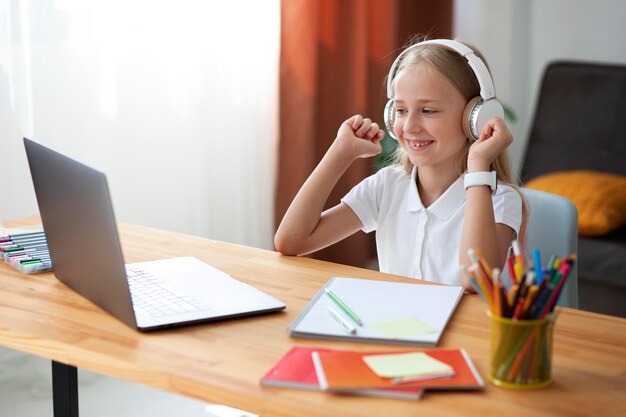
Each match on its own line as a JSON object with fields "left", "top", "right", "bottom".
{"left": 389, "top": 36, "right": 528, "bottom": 245}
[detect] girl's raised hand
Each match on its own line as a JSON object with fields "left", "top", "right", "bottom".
{"left": 334, "top": 115, "right": 384, "bottom": 160}
{"left": 467, "top": 116, "right": 513, "bottom": 172}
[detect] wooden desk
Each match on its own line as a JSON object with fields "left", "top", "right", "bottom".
{"left": 1, "top": 217, "right": 625, "bottom": 417}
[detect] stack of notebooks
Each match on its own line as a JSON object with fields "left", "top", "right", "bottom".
{"left": 0, "top": 227, "right": 52, "bottom": 274}
{"left": 262, "top": 277, "right": 477, "bottom": 400}
{"left": 261, "top": 346, "right": 484, "bottom": 400}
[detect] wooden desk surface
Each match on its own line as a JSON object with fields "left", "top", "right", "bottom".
{"left": 1, "top": 217, "right": 625, "bottom": 417}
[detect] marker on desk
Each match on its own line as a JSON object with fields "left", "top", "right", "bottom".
{"left": 6, "top": 253, "right": 50, "bottom": 268}
{"left": 10, "top": 230, "right": 45, "bottom": 235}
{"left": 9, "top": 234, "right": 46, "bottom": 243}
{"left": 4, "top": 245, "right": 48, "bottom": 253}
{"left": 2, "top": 244, "right": 48, "bottom": 254}
{"left": 4, "top": 247, "right": 48, "bottom": 259}
{"left": 324, "top": 288, "right": 363, "bottom": 326}
{"left": 20, "top": 259, "right": 46, "bottom": 265}
{"left": 18, "top": 260, "right": 52, "bottom": 274}
{"left": 8, "top": 239, "right": 47, "bottom": 248}
{"left": 0, "top": 243, "right": 19, "bottom": 251}
{"left": 0, "top": 232, "right": 46, "bottom": 244}
{"left": 6, "top": 248, "right": 49, "bottom": 258}
{"left": 326, "top": 306, "right": 357, "bottom": 334}
{"left": 0, "top": 231, "right": 44, "bottom": 242}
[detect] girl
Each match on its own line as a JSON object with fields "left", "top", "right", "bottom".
{"left": 274, "top": 37, "right": 525, "bottom": 290}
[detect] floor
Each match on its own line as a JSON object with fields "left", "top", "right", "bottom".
{"left": 0, "top": 347, "right": 256, "bottom": 417}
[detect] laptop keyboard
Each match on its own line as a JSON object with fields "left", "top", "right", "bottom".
{"left": 126, "top": 267, "right": 212, "bottom": 318}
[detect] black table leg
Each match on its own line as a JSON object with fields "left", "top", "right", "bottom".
{"left": 52, "top": 361, "right": 79, "bottom": 417}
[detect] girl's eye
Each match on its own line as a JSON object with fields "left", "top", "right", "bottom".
{"left": 395, "top": 108, "right": 407, "bottom": 115}
{"left": 422, "top": 108, "right": 437, "bottom": 114}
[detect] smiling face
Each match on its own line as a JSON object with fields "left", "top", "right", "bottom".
{"left": 392, "top": 63, "right": 468, "bottom": 172}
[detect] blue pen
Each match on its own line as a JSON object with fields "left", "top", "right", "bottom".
{"left": 532, "top": 249, "right": 542, "bottom": 284}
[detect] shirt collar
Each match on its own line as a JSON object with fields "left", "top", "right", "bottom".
{"left": 405, "top": 167, "right": 424, "bottom": 212}
{"left": 405, "top": 166, "right": 466, "bottom": 220}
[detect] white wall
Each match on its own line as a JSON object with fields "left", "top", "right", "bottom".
{"left": 0, "top": 0, "right": 280, "bottom": 249}
{"left": 454, "top": 0, "right": 626, "bottom": 177}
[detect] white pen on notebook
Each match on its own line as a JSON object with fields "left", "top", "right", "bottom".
{"left": 326, "top": 306, "right": 357, "bottom": 335}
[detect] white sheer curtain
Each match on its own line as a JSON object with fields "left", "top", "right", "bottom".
{"left": 0, "top": 0, "right": 280, "bottom": 249}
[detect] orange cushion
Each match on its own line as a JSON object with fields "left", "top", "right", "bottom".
{"left": 525, "top": 170, "right": 626, "bottom": 236}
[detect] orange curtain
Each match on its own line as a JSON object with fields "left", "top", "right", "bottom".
{"left": 276, "top": 0, "right": 452, "bottom": 267}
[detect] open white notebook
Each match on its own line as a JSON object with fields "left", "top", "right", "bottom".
{"left": 288, "top": 277, "right": 464, "bottom": 346}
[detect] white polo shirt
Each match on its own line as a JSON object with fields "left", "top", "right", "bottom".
{"left": 341, "top": 166, "right": 522, "bottom": 286}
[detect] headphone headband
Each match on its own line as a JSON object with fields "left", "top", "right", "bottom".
{"left": 386, "top": 39, "right": 496, "bottom": 100}
{"left": 383, "top": 38, "right": 504, "bottom": 141}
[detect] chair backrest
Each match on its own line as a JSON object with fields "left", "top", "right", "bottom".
{"left": 522, "top": 188, "right": 579, "bottom": 308}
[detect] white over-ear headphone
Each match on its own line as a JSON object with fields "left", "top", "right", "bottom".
{"left": 384, "top": 39, "right": 504, "bottom": 141}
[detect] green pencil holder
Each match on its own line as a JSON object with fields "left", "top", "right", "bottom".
{"left": 488, "top": 312, "right": 555, "bottom": 390}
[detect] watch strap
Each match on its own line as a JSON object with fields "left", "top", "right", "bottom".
{"left": 464, "top": 171, "right": 497, "bottom": 192}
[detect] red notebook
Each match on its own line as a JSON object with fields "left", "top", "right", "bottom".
{"left": 312, "top": 348, "right": 484, "bottom": 391}
{"left": 260, "top": 347, "right": 424, "bottom": 400}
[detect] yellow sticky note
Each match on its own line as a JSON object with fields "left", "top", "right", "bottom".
{"left": 370, "top": 317, "right": 438, "bottom": 338}
{"left": 363, "top": 352, "right": 453, "bottom": 378}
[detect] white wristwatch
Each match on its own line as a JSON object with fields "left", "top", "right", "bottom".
{"left": 464, "top": 171, "right": 497, "bottom": 192}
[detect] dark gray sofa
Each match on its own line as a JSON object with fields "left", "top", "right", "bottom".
{"left": 520, "top": 61, "right": 626, "bottom": 317}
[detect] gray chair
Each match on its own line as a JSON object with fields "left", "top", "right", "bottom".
{"left": 521, "top": 188, "right": 579, "bottom": 308}
{"left": 520, "top": 61, "right": 626, "bottom": 316}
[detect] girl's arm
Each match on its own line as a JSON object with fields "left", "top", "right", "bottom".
{"left": 274, "top": 115, "right": 384, "bottom": 256}
{"left": 460, "top": 116, "right": 516, "bottom": 290}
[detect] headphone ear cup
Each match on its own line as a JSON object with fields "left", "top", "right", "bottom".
{"left": 384, "top": 99, "right": 397, "bottom": 140}
{"left": 462, "top": 96, "right": 482, "bottom": 141}
{"left": 462, "top": 96, "right": 505, "bottom": 141}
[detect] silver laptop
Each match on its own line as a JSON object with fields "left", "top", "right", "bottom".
{"left": 24, "top": 138, "right": 285, "bottom": 331}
